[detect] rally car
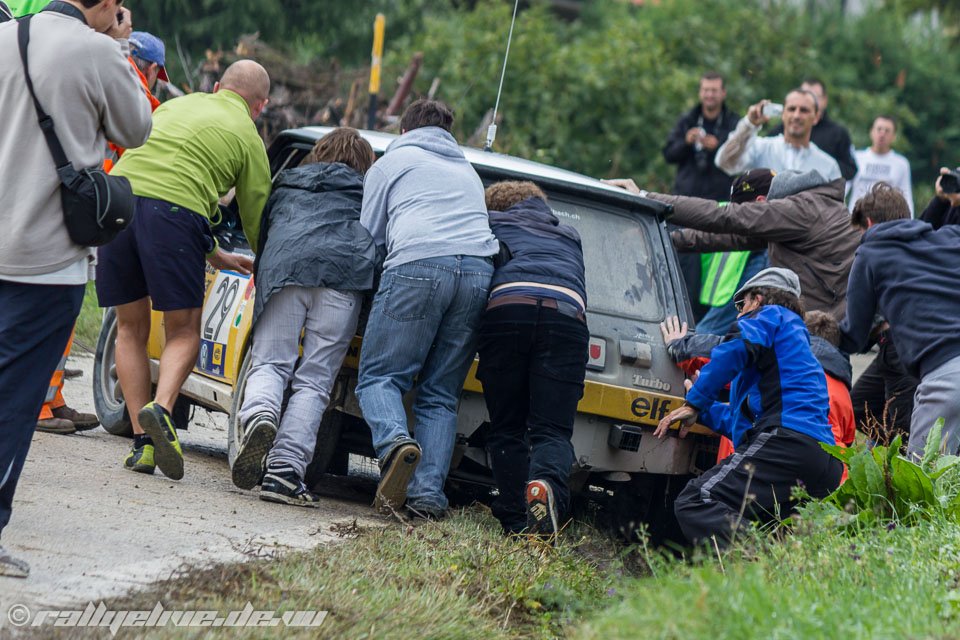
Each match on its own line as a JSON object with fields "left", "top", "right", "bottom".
{"left": 92, "top": 127, "right": 718, "bottom": 539}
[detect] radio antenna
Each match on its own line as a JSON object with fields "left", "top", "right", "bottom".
{"left": 484, "top": 0, "right": 520, "bottom": 152}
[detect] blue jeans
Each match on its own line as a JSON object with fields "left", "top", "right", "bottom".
{"left": 696, "top": 251, "right": 769, "bottom": 336}
{"left": 0, "top": 280, "right": 84, "bottom": 534}
{"left": 356, "top": 256, "right": 493, "bottom": 511}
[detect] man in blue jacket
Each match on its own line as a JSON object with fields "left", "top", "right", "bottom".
{"left": 840, "top": 182, "right": 960, "bottom": 460}
{"left": 477, "top": 181, "right": 588, "bottom": 538}
{"left": 656, "top": 267, "right": 841, "bottom": 547}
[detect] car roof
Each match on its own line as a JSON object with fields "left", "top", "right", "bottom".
{"left": 274, "top": 126, "right": 670, "bottom": 218}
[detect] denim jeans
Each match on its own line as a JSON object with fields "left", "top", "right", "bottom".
{"left": 356, "top": 256, "right": 493, "bottom": 511}
{"left": 239, "top": 286, "right": 362, "bottom": 478}
{"left": 476, "top": 304, "right": 589, "bottom": 533}
{"left": 696, "top": 251, "right": 769, "bottom": 336}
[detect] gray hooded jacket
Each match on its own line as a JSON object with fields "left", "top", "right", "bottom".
{"left": 360, "top": 126, "right": 498, "bottom": 270}
{"left": 252, "top": 162, "right": 378, "bottom": 324}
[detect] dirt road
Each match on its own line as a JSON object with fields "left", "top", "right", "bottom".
{"left": 0, "top": 351, "right": 379, "bottom": 612}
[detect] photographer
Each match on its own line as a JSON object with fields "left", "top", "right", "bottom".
{"left": 919, "top": 167, "right": 960, "bottom": 229}
{"left": 662, "top": 71, "right": 738, "bottom": 319}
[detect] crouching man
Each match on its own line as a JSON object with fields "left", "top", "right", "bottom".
{"left": 477, "top": 181, "right": 589, "bottom": 538}
{"left": 655, "top": 268, "right": 842, "bottom": 547}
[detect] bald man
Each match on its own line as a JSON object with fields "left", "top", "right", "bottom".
{"left": 99, "top": 60, "right": 272, "bottom": 480}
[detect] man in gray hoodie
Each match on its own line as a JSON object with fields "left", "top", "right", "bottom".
{"left": 357, "top": 99, "right": 499, "bottom": 518}
{"left": 0, "top": 0, "right": 152, "bottom": 578}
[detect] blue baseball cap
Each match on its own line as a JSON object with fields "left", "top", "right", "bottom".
{"left": 129, "top": 31, "right": 169, "bottom": 82}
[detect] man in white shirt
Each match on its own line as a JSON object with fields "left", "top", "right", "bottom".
{"left": 848, "top": 115, "right": 914, "bottom": 215}
{"left": 715, "top": 89, "right": 842, "bottom": 181}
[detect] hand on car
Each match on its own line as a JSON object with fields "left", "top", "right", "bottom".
{"left": 207, "top": 248, "right": 254, "bottom": 276}
{"left": 106, "top": 7, "right": 132, "bottom": 40}
{"left": 654, "top": 404, "right": 698, "bottom": 440}
{"left": 601, "top": 178, "right": 644, "bottom": 196}
{"left": 747, "top": 100, "right": 771, "bottom": 127}
{"left": 935, "top": 167, "right": 960, "bottom": 207}
{"left": 659, "top": 316, "right": 688, "bottom": 345}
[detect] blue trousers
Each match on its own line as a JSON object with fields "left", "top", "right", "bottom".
{"left": 0, "top": 280, "right": 84, "bottom": 535}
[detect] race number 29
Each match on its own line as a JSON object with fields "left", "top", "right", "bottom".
{"left": 202, "top": 271, "right": 246, "bottom": 345}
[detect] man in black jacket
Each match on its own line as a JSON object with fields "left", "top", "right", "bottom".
{"left": 770, "top": 78, "right": 857, "bottom": 180}
{"left": 919, "top": 167, "right": 960, "bottom": 229}
{"left": 662, "top": 71, "right": 738, "bottom": 318}
{"left": 840, "top": 183, "right": 960, "bottom": 461}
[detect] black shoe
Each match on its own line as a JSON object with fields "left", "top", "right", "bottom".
{"left": 63, "top": 367, "right": 83, "bottom": 380}
{"left": 525, "top": 479, "right": 559, "bottom": 539}
{"left": 374, "top": 436, "right": 421, "bottom": 513}
{"left": 406, "top": 502, "right": 447, "bottom": 521}
{"left": 260, "top": 466, "right": 321, "bottom": 507}
{"left": 232, "top": 413, "right": 277, "bottom": 490}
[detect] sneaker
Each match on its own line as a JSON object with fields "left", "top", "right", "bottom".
{"left": 231, "top": 413, "right": 277, "bottom": 490}
{"left": 0, "top": 545, "right": 29, "bottom": 579}
{"left": 260, "top": 466, "right": 321, "bottom": 507}
{"left": 405, "top": 502, "right": 447, "bottom": 521}
{"left": 124, "top": 442, "right": 156, "bottom": 475}
{"left": 36, "top": 417, "right": 76, "bottom": 434}
{"left": 52, "top": 405, "right": 100, "bottom": 431}
{"left": 525, "top": 479, "right": 559, "bottom": 538}
{"left": 137, "top": 402, "right": 183, "bottom": 480}
{"left": 374, "top": 436, "right": 421, "bottom": 513}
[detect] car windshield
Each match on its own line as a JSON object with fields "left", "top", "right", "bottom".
{"left": 546, "top": 195, "right": 665, "bottom": 322}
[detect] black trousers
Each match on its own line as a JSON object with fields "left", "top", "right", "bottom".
{"left": 674, "top": 425, "right": 843, "bottom": 547}
{"left": 850, "top": 337, "right": 918, "bottom": 444}
{"left": 0, "top": 281, "right": 84, "bottom": 535}
{"left": 476, "top": 303, "right": 589, "bottom": 533}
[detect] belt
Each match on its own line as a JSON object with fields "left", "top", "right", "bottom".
{"left": 486, "top": 295, "right": 586, "bottom": 323}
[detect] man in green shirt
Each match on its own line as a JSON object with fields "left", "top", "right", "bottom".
{"left": 4, "top": 0, "right": 50, "bottom": 16}
{"left": 97, "top": 60, "right": 272, "bottom": 480}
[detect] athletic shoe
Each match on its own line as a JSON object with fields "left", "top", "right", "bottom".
{"left": 260, "top": 466, "right": 321, "bottom": 507}
{"left": 525, "top": 479, "right": 559, "bottom": 538}
{"left": 52, "top": 405, "right": 100, "bottom": 431}
{"left": 374, "top": 436, "right": 421, "bottom": 513}
{"left": 0, "top": 545, "right": 29, "bottom": 579}
{"left": 137, "top": 402, "right": 183, "bottom": 480}
{"left": 36, "top": 417, "right": 76, "bottom": 435}
{"left": 124, "top": 442, "right": 156, "bottom": 475}
{"left": 231, "top": 413, "right": 277, "bottom": 490}
{"left": 405, "top": 501, "right": 447, "bottom": 521}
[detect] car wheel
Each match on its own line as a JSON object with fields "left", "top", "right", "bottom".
{"left": 303, "top": 409, "right": 346, "bottom": 488}
{"left": 93, "top": 307, "right": 192, "bottom": 437}
{"left": 227, "top": 349, "right": 253, "bottom": 468}
{"left": 93, "top": 308, "right": 132, "bottom": 436}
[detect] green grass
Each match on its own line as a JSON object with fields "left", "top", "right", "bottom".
{"left": 32, "top": 508, "right": 625, "bottom": 639}
{"left": 75, "top": 281, "right": 103, "bottom": 349}
{"left": 578, "top": 517, "right": 960, "bottom": 640}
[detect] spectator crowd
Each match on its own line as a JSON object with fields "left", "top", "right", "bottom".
{"left": 0, "top": 1, "right": 958, "bottom": 577}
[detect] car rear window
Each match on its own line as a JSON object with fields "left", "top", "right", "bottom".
{"left": 546, "top": 195, "right": 665, "bottom": 322}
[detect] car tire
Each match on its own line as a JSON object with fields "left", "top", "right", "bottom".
{"left": 93, "top": 307, "right": 192, "bottom": 436}
{"left": 227, "top": 349, "right": 253, "bottom": 468}
{"left": 304, "top": 409, "right": 346, "bottom": 488}
{"left": 93, "top": 308, "right": 133, "bottom": 436}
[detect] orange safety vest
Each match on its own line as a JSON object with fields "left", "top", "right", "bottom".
{"left": 103, "top": 57, "right": 160, "bottom": 173}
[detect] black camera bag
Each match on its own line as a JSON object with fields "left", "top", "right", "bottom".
{"left": 17, "top": 15, "right": 135, "bottom": 247}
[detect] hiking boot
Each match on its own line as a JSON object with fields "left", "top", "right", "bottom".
{"left": 63, "top": 367, "right": 83, "bottom": 380}
{"left": 374, "top": 436, "right": 421, "bottom": 513}
{"left": 52, "top": 405, "right": 100, "bottom": 431}
{"left": 124, "top": 442, "right": 156, "bottom": 475}
{"left": 231, "top": 413, "right": 277, "bottom": 490}
{"left": 137, "top": 402, "right": 183, "bottom": 480}
{"left": 0, "top": 545, "right": 29, "bottom": 579}
{"left": 525, "top": 479, "right": 559, "bottom": 538}
{"left": 36, "top": 417, "right": 76, "bottom": 435}
{"left": 260, "top": 465, "right": 321, "bottom": 507}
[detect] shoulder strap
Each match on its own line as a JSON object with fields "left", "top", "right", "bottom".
{"left": 17, "top": 15, "right": 72, "bottom": 169}
{"left": 0, "top": 2, "right": 13, "bottom": 23}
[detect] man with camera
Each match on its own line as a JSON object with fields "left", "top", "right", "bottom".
{"left": 715, "top": 89, "right": 842, "bottom": 181}
{"left": 919, "top": 167, "right": 960, "bottom": 229}
{"left": 0, "top": 0, "right": 152, "bottom": 577}
{"left": 662, "top": 71, "right": 739, "bottom": 321}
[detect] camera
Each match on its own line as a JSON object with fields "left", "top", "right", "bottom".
{"left": 762, "top": 102, "right": 784, "bottom": 119}
{"left": 941, "top": 169, "right": 960, "bottom": 195}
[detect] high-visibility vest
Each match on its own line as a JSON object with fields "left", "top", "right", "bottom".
{"left": 698, "top": 200, "right": 752, "bottom": 308}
